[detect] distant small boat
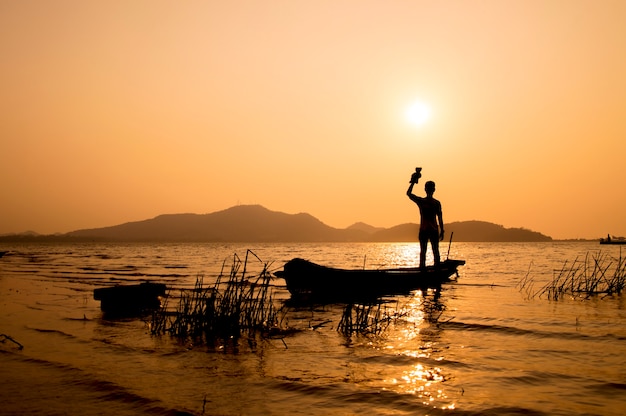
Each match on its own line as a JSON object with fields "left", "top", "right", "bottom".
{"left": 600, "top": 235, "right": 626, "bottom": 245}
{"left": 600, "top": 239, "right": 626, "bottom": 245}
{"left": 93, "top": 282, "right": 167, "bottom": 316}
{"left": 275, "top": 258, "right": 465, "bottom": 302}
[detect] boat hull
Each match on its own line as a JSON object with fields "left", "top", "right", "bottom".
{"left": 276, "top": 258, "right": 465, "bottom": 302}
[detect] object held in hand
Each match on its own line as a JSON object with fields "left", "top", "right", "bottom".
{"left": 410, "top": 167, "right": 422, "bottom": 183}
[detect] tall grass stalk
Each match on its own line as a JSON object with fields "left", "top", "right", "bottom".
{"left": 338, "top": 301, "right": 397, "bottom": 336}
{"left": 150, "top": 250, "right": 281, "bottom": 343}
{"left": 518, "top": 250, "right": 626, "bottom": 301}
{"left": 337, "top": 289, "right": 445, "bottom": 336}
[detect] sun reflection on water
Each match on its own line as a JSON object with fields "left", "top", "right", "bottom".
{"left": 385, "top": 363, "right": 453, "bottom": 407}
{"left": 338, "top": 244, "right": 460, "bottom": 410}
{"left": 380, "top": 288, "right": 457, "bottom": 410}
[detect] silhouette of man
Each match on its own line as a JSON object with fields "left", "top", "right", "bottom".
{"left": 406, "top": 172, "right": 444, "bottom": 268}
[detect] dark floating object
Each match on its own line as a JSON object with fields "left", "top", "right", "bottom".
{"left": 275, "top": 258, "right": 465, "bottom": 302}
{"left": 94, "top": 282, "right": 166, "bottom": 316}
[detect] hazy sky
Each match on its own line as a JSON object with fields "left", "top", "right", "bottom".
{"left": 2, "top": 1, "right": 625, "bottom": 239}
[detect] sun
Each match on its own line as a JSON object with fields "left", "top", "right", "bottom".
{"left": 405, "top": 101, "right": 432, "bottom": 126}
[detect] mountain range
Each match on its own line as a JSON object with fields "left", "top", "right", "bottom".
{"left": 3, "top": 204, "right": 552, "bottom": 242}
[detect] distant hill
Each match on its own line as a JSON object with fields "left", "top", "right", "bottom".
{"left": 2, "top": 205, "right": 552, "bottom": 242}
{"left": 446, "top": 221, "right": 552, "bottom": 242}
{"left": 369, "top": 221, "right": 551, "bottom": 242}
{"left": 346, "top": 222, "right": 385, "bottom": 234}
{"left": 65, "top": 205, "right": 369, "bottom": 242}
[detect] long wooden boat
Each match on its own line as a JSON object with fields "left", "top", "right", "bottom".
{"left": 275, "top": 258, "right": 465, "bottom": 302}
{"left": 93, "top": 282, "right": 166, "bottom": 316}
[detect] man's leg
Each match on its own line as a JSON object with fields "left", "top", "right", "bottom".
{"left": 426, "top": 230, "right": 440, "bottom": 265}
{"left": 419, "top": 238, "right": 427, "bottom": 268}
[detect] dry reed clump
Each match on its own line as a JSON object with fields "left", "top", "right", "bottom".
{"left": 518, "top": 250, "right": 626, "bottom": 301}
{"left": 150, "top": 250, "right": 283, "bottom": 344}
{"left": 337, "top": 302, "right": 397, "bottom": 336}
{"left": 337, "top": 290, "right": 446, "bottom": 336}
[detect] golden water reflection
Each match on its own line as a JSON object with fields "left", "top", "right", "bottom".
{"left": 381, "top": 288, "right": 457, "bottom": 410}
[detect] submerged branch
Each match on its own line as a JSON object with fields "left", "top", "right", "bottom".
{"left": 0, "top": 333, "right": 24, "bottom": 350}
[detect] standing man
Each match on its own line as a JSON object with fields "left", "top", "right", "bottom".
{"left": 406, "top": 168, "right": 444, "bottom": 268}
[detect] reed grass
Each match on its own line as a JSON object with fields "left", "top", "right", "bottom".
{"left": 337, "top": 289, "right": 446, "bottom": 336}
{"left": 151, "top": 251, "right": 453, "bottom": 342}
{"left": 518, "top": 250, "right": 626, "bottom": 301}
{"left": 150, "top": 250, "right": 283, "bottom": 344}
{"left": 337, "top": 301, "right": 396, "bottom": 336}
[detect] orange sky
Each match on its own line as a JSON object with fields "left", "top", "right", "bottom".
{"left": 1, "top": 1, "right": 625, "bottom": 239}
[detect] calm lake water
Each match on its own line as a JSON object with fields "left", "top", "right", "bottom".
{"left": 1, "top": 241, "right": 625, "bottom": 415}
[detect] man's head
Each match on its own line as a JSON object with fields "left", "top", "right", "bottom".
{"left": 425, "top": 181, "right": 436, "bottom": 195}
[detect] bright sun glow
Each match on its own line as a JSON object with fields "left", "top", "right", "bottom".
{"left": 405, "top": 101, "right": 432, "bottom": 126}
